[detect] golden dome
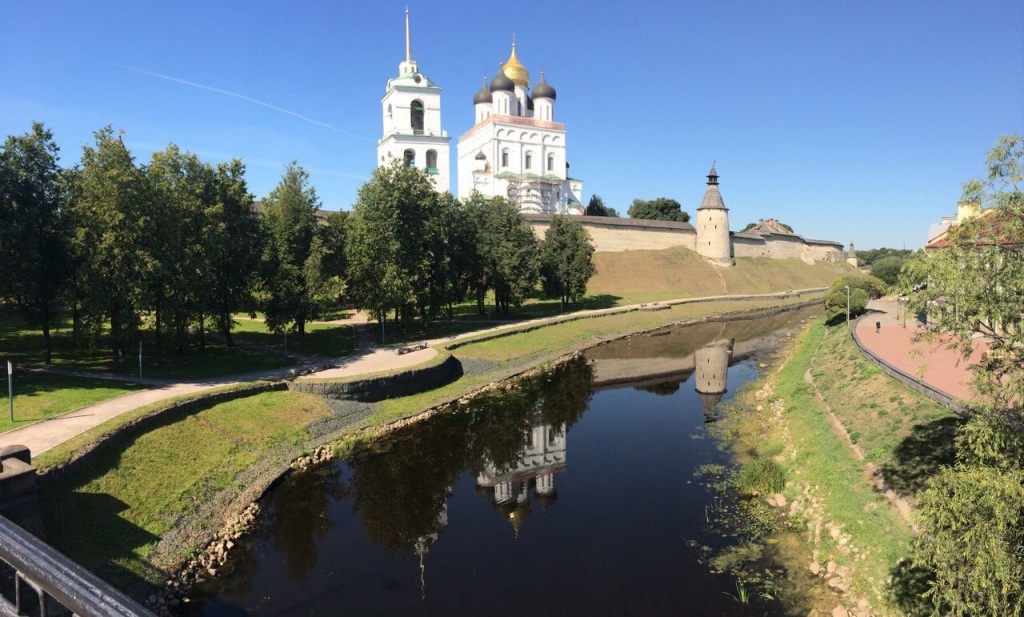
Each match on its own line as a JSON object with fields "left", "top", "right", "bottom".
{"left": 502, "top": 43, "right": 530, "bottom": 87}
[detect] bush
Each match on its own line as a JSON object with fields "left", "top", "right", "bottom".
{"left": 823, "top": 274, "right": 885, "bottom": 320}
{"left": 734, "top": 458, "right": 786, "bottom": 495}
{"left": 910, "top": 465, "right": 1024, "bottom": 615}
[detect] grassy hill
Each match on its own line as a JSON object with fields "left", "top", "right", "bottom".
{"left": 589, "top": 246, "right": 854, "bottom": 304}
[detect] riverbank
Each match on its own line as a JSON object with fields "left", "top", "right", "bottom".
{"left": 35, "top": 294, "right": 822, "bottom": 611}
{"left": 713, "top": 318, "right": 955, "bottom": 616}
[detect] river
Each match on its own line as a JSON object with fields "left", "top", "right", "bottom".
{"left": 193, "top": 305, "right": 820, "bottom": 616}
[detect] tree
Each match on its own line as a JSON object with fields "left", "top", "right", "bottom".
{"left": 0, "top": 122, "right": 71, "bottom": 364}
{"left": 475, "top": 196, "right": 539, "bottom": 314}
{"left": 822, "top": 273, "right": 885, "bottom": 322}
{"left": 70, "top": 127, "right": 153, "bottom": 366}
{"left": 586, "top": 194, "right": 614, "bottom": 217}
{"left": 870, "top": 255, "right": 907, "bottom": 286}
{"left": 855, "top": 247, "right": 913, "bottom": 268}
{"left": 346, "top": 160, "right": 448, "bottom": 328}
{"left": 627, "top": 197, "right": 690, "bottom": 222}
{"left": 893, "top": 135, "right": 1024, "bottom": 615}
{"left": 208, "top": 160, "right": 261, "bottom": 346}
{"left": 147, "top": 144, "right": 212, "bottom": 360}
{"left": 540, "top": 216, "right": 596, "bottom": 305}
{"left": 260, "top": 163, "right": 329, "bottom": 345}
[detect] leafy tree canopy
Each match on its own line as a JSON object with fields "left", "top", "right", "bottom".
{"left": 822, "top": 273, "right": 885, "bottom": 321}
{"left": 869, "top": 255, "right": 908, "bottom": 286}
{"left": 540, "top": 216, "right": 596, "bottom": 305}
{"left": 585, "top": 194, "right": 617, "bottom": 217}
{"left": 892, "top": 134, "right": 1024, "bottom": 615}
{"left": 856, "top": 247, "right": 913, "bottom": 268}
{"left": 627, "top": 197, "right": 690, "bottom": 222}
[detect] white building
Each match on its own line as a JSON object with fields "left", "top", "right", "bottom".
{"left": 456, "top": 44, "right": 584, "bottom": 214}
{"left": 376, "top": 8, "right": 451, "bottom": 193}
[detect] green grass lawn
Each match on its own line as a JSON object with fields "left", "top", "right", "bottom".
{"left": 1, "top": 315, "right": 296, "bottom": 379}
{"left": 232, "top": 318, "right": 355, "bottom": 356}
{"left": 1, "top": 372, "right": 147, "bottom": 434}
{"left": 39, "top": 390, "right": 333, "bottom": 586}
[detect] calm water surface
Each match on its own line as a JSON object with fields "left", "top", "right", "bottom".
{"left": 196, "top": 306, "right": 818, "bottom": 616}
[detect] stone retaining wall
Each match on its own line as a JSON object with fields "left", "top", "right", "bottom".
{"left": 289, "top": 352, "right": 462, "bottom": 402}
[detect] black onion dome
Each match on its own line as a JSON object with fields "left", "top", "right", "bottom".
{"left": 532, "top": 72, "right": 556, "bottom": 100}
{"left": 473, "top": 78, "right": 492, "bottom": 104}
{"left": 490, "top": 66, "right": 514, "bottom": 92}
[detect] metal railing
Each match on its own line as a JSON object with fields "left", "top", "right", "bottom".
{"left": 0, "top": 516, "right": 154, "bottom": 616}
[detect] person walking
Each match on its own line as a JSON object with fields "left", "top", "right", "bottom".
{"left": 875, "top": 321, "right": 881, "bottom": 334}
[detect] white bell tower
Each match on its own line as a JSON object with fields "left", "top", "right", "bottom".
{"left": 377, "top": 8, "right": 451, "bottom": 193}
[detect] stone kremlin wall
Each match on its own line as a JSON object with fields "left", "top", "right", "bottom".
{"left": 522, "top": 214, "right": 846, "bottom": 264}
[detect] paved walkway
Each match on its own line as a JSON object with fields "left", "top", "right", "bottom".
{"left": 854, "top": 298, "right": 988, "bottom": 402}
{"left": 3, "top": 290, "right": 823, "bottom": 457}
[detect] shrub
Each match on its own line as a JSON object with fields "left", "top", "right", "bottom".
{"left": 734, "top": 458, "right": 786, "bottom": 495}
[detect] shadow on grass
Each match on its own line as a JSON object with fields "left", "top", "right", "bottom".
{"left": 38, "top": 487, "right": 164, "bottom": 598}
{"left": 889, "top": 558, "right": 936, "bottom": 616}
{"left": 880, "top": 415, "right": 964, "bottom": 497}
{"left": 369, "top": 294, "right": 624, "bottom": 347}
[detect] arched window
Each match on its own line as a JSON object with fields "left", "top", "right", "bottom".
{"left": 547, "top": 154, "right": 554, "bottom": 172}
{"left": 410, "top": 100, "right": 424, "bottom": 132}
{"left": 387, "top": 104, "right": 392, "bottom": 119}
{"left": 525, "top": 152, "right": 533, "bottom": 170}
{"left": 403, "top": 149, "right": 415, "bottom": 168}
{"left": 501, "top": 150, "right": 509, "bottom": 168}
{"left": 426, "top": 150, "right": 438, "bottom": 173}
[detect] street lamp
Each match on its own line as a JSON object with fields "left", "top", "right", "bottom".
{"left": 844, "top": 285, "right": 851, "bottom": 327}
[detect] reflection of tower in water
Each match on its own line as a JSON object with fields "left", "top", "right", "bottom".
{"left": 694, "top": 338, "right": 734, "bottom": 415}
{"left": 476, "top": 420, "right": 567, "bottom": 536}
{"left": 414, "top": 490, "right": 450, "bottom": 600}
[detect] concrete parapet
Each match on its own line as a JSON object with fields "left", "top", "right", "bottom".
{"left": 291, "top": 351, "right": 462, "bottom": 402}
{"left": 0, "top": 446, "right": 42, "bottom": 537}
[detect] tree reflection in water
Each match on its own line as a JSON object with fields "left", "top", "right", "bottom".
{"left": 347, "top": 357, "right": 593, "bottom": 556}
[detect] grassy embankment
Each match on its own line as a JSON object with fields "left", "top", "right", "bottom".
{"left": 39, "top": 389, "right": 333, "bottom": 590}
{"left": 723, "top": 318, "right": 957, "bottom": 613}
{"left": 33, "top": 248, "right": 850, "bottom": 591}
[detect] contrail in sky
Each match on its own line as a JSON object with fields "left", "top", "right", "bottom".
{"left": 111, "top": 63, "right": 374, "bottom": 142}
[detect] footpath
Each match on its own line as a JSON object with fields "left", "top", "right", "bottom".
{"left": 2, "top": 290, "right": 822, "bottom": 457}
{"left": 853, "top": 298, "right": 986, "bottom": 404}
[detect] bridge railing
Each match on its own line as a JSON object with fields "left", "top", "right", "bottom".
{"left": 0, "top": 515, "right": 154, "bottom": 616}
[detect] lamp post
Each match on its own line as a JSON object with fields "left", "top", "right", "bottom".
{"left": 844, "top": 285, "right": 851, "bottom": 327}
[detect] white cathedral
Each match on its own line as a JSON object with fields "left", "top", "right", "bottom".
{"left": 377, "top": 10, "right": 584, "bottom": 214}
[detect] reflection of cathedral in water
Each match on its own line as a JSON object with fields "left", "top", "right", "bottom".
{"left": 476, "top": 418, "right": 567, "bottom": 533}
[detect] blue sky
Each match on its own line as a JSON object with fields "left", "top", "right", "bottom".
{"left": 3, "top": 1, "right": 1021, "bottom": 249}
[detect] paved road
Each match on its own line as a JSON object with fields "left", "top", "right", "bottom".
{"left": 855, "top": 298, "right": 987, "bottom": 402}
{"left": 2, "top": 291, "right": 822, "bottom": 457}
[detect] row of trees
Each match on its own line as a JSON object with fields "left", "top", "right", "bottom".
{"left": 346, "top": 161, "right": 596, "bottom": 326}
{"left": 584, "top": 194, "right": 692, "bottom": 223}
{"left": 1, "top": 123, "right": 598, "bottom": 366}
{"left": 0, "top": 123, "right": 346, "bottom": 366}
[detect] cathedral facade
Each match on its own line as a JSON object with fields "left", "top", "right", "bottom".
{"left": 455, "top": 44, "right": 584, "bottom": 214}
{"left": 377, "top": 12, "right": 583, "bottom": 213}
